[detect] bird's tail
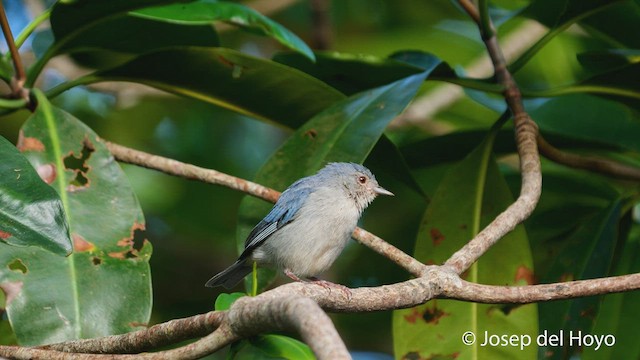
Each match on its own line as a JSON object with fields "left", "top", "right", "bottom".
{"left": 205, "top": 260, "right": 252, "bottom": 289}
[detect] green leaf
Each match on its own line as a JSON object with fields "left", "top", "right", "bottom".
{"left": 0, "top": 136, "right": 71, "bottom": 256}
{"left": 250, "top": 334, "right": 315, "bottom": 360}
{"left": 512, "top": 0, "right": 626, "bottom": 73}
{"left": 577, "top": 49, "right": 640, "bottom": 75}
{"left": 535, "top": 201, "right": 622, "bottom": 359}
{"left": 0, "top": 90, "right": 151, "bottom": 345}
{"left": 28, "top": 0, "right": 179, "bottom": 85}
{"left": 214, "top": 292, "right": 245, "bottom": 311}
{"left": 393, "top": 131, "right": 537, "bottom": 360}
{"left": 238, "top": 72, "right": 427, "bottom": 292}
{"left": 583, "top": 222, "right": 640, "bottom": 360}
{"left": 580, "top": 2, "right": 640, "bottom": 48}
{"left": 273, "top": 51, "right": 425, "bottom": 95}
{"left": 57, "top": 15, "right": 219, "bottom": 69}
{"left": 531, "top": 94, "right": 640, "bottom": 153}
{"left": 132, "top": 0, "right": 315, "bottom": 61}
{"left": 78, "top": 47, "right": 344, "bottom": 128}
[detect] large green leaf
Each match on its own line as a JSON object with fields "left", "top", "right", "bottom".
{"left": 132, "top": 0, "right": 314, "bottom": 61}
{"left": 531, "top": 94, "right": 640, "bottom": 153}
{"left": 536, "top": 201, "right": 622, "bottom": 359}
{"left": 0, "top": 136, "right": 71, "bottom": 255}
{"left": 517, "top": 169, "right": 623, "bottom": 360}
{"left": 0, "top": 91, "right": 151, "bottom": 345}
{"left": 393, "top": 132, "right": 537, "bottom": 360}
{"left": 77, "top": 47, "right": 344, "bottom": 128}
{"left": 273, "top": 51, "right": 425, "bottom": 95}
{"left": 57, "top": 15, "right": 219, "bottom": 70}
{"left": 581, "top": 2, "right": 640, "bottom": 48}
{"left": 584, "top": 221, "right": 640, "bottom": 360}
{"left": 28, "top": 0, "right": 180, "bottom": 84}
{"left": 236, "top": 71, "right": 427, "bottom": 292}
{"left": 512, "top": 0, "right": 626, "bottom": 73}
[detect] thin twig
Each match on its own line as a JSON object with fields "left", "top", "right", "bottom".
{"left": 0, "top": 2, "right": 27, "bottom": 100}
{"left": 103, "top": 139, "right": 427, "bottom": 278}
{"left": 538, "top": 134, "right": 640, "bottom": 181}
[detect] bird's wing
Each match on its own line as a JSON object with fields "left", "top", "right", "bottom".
{"left": 239, "top": 179, "right": 314, "bottom": 258}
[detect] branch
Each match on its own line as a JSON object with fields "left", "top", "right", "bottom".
{"left": 103, "top": 140, "right": 427, "bottom": 278}
{"left": 39, "top": 311, "right": 224, "bottom": 354}
{"left": 0, "top": 2, "right": 27, "bottom": 101}
{"left": 537, "top": 134, "right": 640, "bottom": 181}
{"left": 444, "top": 2, "right": 542, "bottom": 274}
{"left": 442, "top": 273, "right": 640, "bottom": 304}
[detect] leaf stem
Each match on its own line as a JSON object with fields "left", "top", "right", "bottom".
{"left": 14, "top": 8, "right": 51, "bottom": 50}
{"left": 44, "top": 74, "right": 101, "bottom": 99}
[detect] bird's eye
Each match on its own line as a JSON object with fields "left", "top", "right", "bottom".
{"left": 358, "top": 176, "right": 367, "bottom": 184}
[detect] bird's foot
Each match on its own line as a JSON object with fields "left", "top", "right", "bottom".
{"left": 284, "top": 269, "right": 352, "bottom": 300}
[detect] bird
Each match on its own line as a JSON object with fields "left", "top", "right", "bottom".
{"left": 205, "top": 162, "right": 393, "bottom": 290}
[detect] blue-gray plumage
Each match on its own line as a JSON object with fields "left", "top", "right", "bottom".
{"left": 205, "top": 162, "right": 393, "bottom": 289}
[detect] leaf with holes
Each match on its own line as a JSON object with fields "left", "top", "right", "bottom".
{"left": 0, "top": 90, "right": 151, "bottom": 345}
{"left": 0, "top": 135, "right": 71, "bottom": 256}
{"left": 393, "top": 131, "right": 537, "bottom": 360}
{"left": 237, "top": 71, "right": 427, "bottom": 292}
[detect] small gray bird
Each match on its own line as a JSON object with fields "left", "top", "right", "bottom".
{"left": 205, "top": 162, "right": 393, "bottom": 289}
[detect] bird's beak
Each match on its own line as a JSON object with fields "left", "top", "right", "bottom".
{"left": 374, "top": 186, "right": 394, "bottom": 196}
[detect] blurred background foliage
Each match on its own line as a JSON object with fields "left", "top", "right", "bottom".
{"left": 0, "top": 0, "right": 639, "bottom": 359}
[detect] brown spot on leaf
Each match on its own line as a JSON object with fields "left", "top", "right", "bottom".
{"left": 73, "top": 234, "right": 95, "bottom": 252}
{"left": 488, "top": 303, "right": 522, "bottom": 316}
{"left": 91, "top": 257, "right": 102, "bottom": 266}
{"left": 401, "top": 352, "right": 424, "bottom": 360}
{"left": 0, "top": 281, "right": 23, "bottom": 307}
{"left": 422, "top": 301, "right": 449, "bottom": 324}
{"left": 8, "top": 259, "right": 27, "bottom": 274}
{"left": 0, "top": 230, "right": 11, "bottom": 239}
{"left": 17, "top": 131, "right": 44, "bottom": 152}
{"left": 304, "top": 129, "right": 318, "bottom": 139}
{"left": 403, "top": 302, "right": 449, "bottom": 325}
{"left": 64, "top": 137, "right": 95, "bottom": 191}
{"left": 580, "top": 306, "right": 596, "bottom": 319}
{"left": 111, "top": 222, "right": 147, "bottom": 259}
{"left": 404, "top": 308, "right": 422, "bottom": 324}
{"left": 514, "top": 265, "right": 536, "bottom": 285}
{"left": 401, "top": 351, "right": 459, "bottom": 360}
{"left": 559, "top": 273, "right": 574, "bottom": 282}
{"left": 37, "top": 164, "right": 57, "bottom": 184}
{"left": 108, "top": 251, "right": 126, "bottom": 259}
{"left": 430, "top": 228, "right": 445, "bottom": 246}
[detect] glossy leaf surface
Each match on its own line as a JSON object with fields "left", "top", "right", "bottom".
{"left": 91, "top": 47, "right": 344, "bottom": 128}
{"left": 0, "top": 136, "right": 71, "bottom": 255}
{"left": 133, "top": 0, "right": 314, "bottom": 60}
{"left": 0, "top": 91, "right": 151, "bottom": 345}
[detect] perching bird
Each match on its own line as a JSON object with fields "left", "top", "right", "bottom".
{"left": 205, "top": 162, "right": 393, "bottom": 289}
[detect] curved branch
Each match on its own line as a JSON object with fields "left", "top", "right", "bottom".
{"left": 103, "top": 139, "right": 427, "bottom": 278}
{"left": 444, "top": 5, "right": 542, "bottom": 274}
{"left": 538, "top": 134, "right": 640, "bottom": 181}
{"left": 229, "top": 295, "right": 350, "bottom": 359}
{"left": 39, "top": 311, "right": 224, "bottom": 354}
